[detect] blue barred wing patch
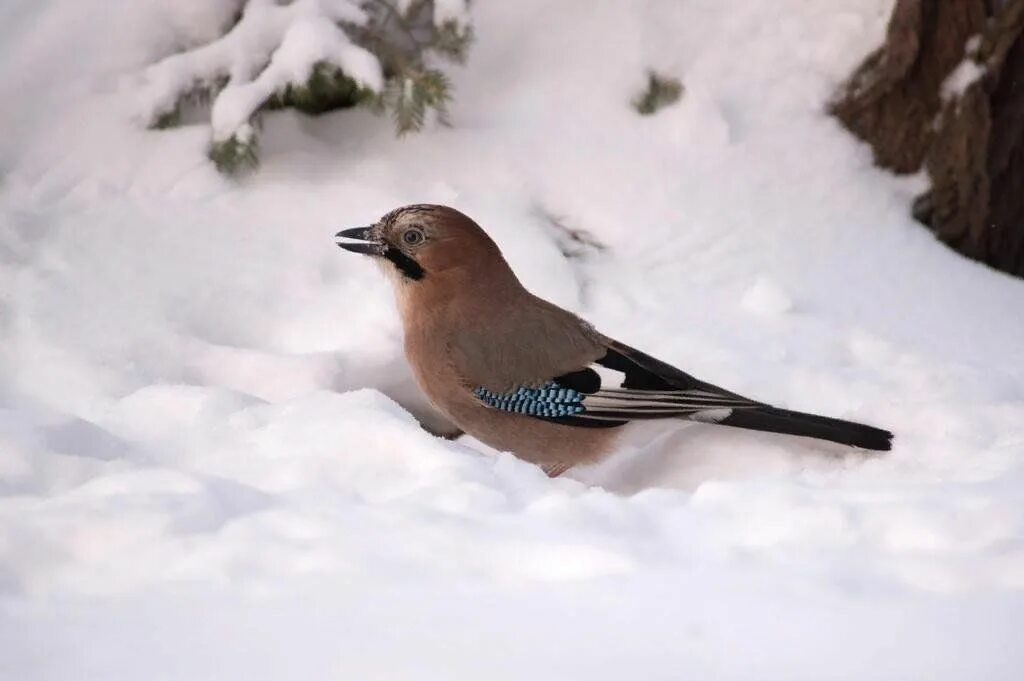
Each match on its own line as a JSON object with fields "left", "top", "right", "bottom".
{"left": 473, "top": 381, "right": 585, "bottom": 418}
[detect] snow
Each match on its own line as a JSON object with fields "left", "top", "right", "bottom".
{"left": 740, "top": 276, "right": 793, "bottom": 317}
{"left": 396, "top": 0, "right": 470, "bottom": 27}
{"left": 941, "top": 58, "right": 986, "bottom": 102}
{"left": 138, "top": 0, "right": 380, "bottom": 140}
{"left": 209, "top": 14, "right": 382, "bottom": 140}
{"left": 941, "top": 34, "right": 985, "bottom": 103}
{"left": 2, "top": 0, "right": 1024, "bottom": 679}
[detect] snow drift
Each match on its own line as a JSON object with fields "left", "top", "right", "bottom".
{"left": 0, "top": 0, "right": 1022, "bottom": 679}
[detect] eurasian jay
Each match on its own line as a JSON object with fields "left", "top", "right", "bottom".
{"left": 336, "top": 204, "right": 892, "bottom": 476}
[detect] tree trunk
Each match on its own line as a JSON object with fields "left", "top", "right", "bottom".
{"left": 831, "top": 0, "right": 1024, "bottom": 277}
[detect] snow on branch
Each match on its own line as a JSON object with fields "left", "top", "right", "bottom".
{"left": 139, "top": 0, "right": 472, "bottom": 174}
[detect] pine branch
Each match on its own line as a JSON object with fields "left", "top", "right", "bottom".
{"left": 141, "top": 0, "right": 472, "bottom": 175}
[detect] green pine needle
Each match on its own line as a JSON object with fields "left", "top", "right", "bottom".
{"left": 208, "top": 129, "right": 260, "bottom": 176}
{"left": 433, "top": 20, "right": 473, "bottom": 64}
{"left": 633, "top": 70, "right": 683, "bottom": 115}
{"left": 389, "top": 68, "right": 452, "bottom": 135}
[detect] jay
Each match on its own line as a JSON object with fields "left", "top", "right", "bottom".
{"left": 337, "top": 204, "right": 892, "bottom": 476}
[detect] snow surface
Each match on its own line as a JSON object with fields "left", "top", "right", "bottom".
{"left": 2, "top": 0, "right": 1024, "bottom": 679}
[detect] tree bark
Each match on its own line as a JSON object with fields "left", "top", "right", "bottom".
{"left": 831, "top": 0, "right": 1024, "bottom": 277}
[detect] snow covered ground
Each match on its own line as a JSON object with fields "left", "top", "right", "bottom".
{"left": 2, "top": 0, "right": 1023, "bottom": 678}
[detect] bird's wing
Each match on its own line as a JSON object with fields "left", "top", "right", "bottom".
{"left": 449, "top": 296, "right": 609, "bottom": 393}
{"left": 470, "top": 338, "right": 765, "bottom": 428}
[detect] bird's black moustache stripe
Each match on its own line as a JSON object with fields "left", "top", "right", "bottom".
{"left": 384, "top": 247, "right": 425, "bottom": 281}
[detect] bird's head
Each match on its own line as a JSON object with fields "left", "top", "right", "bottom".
{"left": 335, "top": 204, "right": 509, "bottom": 287}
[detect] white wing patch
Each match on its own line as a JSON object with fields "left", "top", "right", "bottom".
{"left": 570, "top": 363, "right": 760, "bottom": 423}
{"left": 591, "top": 362, "right": 626, "bottom": 390}
{"left": 688, "top": 408, "right": 734, "bottom": 423}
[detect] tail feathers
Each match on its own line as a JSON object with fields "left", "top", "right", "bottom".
{"left": 717, "top": 406, "right": 893, "bottom": 451}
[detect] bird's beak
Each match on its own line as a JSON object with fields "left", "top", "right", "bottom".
{"left": 335, "top": 226, "right": 386, "bottom": 256}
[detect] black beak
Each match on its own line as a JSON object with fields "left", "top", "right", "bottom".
{"left": 335, "top": 227, "right": 385, "bottom": 255}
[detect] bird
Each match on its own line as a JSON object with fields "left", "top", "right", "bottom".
{"left": 336, "top": 204, "right": 892, "bottom": 476}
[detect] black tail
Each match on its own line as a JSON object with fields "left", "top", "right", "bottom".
{"left": 718, "top": 406, "right": 892, "bottom": 451}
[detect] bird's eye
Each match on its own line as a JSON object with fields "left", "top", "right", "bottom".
{"left": 402, "top": 227, "right": 425, "bottom": 246}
